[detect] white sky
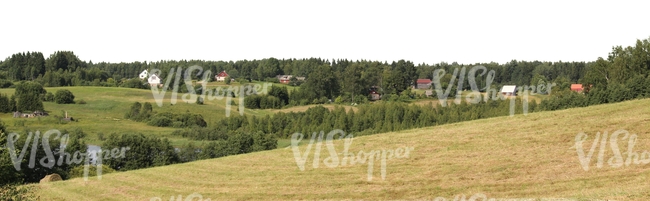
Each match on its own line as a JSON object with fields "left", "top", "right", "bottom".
{"left": 2, "top": 0, "right": 649, "bottom": 65}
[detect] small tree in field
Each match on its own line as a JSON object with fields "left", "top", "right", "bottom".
{"left": 225, "top": 76, "right": 231, "bottom": 85}
{"left": 15, "top": 81, "right": 45, "bottom": 111}
{"left": 54, "top": 89, "right": 75, "bottom": 104}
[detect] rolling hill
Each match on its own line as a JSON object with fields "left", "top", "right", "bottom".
{"left": 31, "top": 98, "right": 650, "bottom": 200}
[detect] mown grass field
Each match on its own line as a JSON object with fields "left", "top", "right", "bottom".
{"left": 30, "top": 98, "right": 650, "bottom": 200}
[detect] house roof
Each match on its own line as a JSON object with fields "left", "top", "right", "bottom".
{"left": 417, "top": 79, "right": 432, "bottom": 84}
{"left": 139, "top": 70, "right": 149, "bottom": 79}
{"left": 571, "top": 84, "right": 583, "bottom": 90}
{"left": 278, "top": 75, "right": 292, "bottom": 80}
{"left": 216, "top": 71, "right": 228, "bottom": 77}
{"left": 148, "top": 74, "right": 161, "bottom": 84}
{"left": 500, "top": 85, "right": 517, "bottom": 93}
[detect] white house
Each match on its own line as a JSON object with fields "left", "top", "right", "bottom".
{"left": 139, "top": 70, "right": 149, "bottom": 80}
{"left": 500, "top": 85, "right": 517, "bottom": 96}
{"left": 148, "top": 74, "right": 161, "bottom": 87}
{"left": 215, "top": 71, "right": 229, "bottom": 82}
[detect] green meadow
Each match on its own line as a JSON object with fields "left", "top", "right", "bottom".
{"left": 0, "top": 82, "right": 277, "bottom": 147}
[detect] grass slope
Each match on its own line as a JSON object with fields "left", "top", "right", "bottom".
{"left": 0, "top": 85, "right": 275, "bottom": 146}
{"left": 32, "top": 98, "right": 650, "bottom": 200}
{"left": 1, "top": 85, "right": 545, "bottom": 147}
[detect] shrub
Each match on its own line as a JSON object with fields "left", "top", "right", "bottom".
{"left": 0, "top": 93, "right": 10, "bottom": 113}
{"left": 148, "top": 116, "right": 173, "bottom": 127}
{"left": 172, "top": 121, "right": 184, "bottom": 128}
{"left": 244, "top": 95, "right": 261, "bottom": 109}
{"left": 43, "top": 92, "right": 55, "bottom": 102}
{"left": 225, "top": 76, "right": 231, "bottom": 85}
{"left": 0, "top": 79, "right": 14, "bottom": 88}
{"left": 77, "top": 99, "right": 87, "bottom": 104}
{"left": 120, "top": 79, "right": 149, "bottom": 89}
{"left": 54, "top": 89, "right": 75, "bottom": 104}
{"left": 334, "top": 96, "right": 343, "bottom": 104}
{"left": 0, "top": 184, "right": 39, "bottom": 200}
{"left": 235, "top": 78, "right": 248, "bottom": 84}
{"left": 381, "top": 94, "right": 392, "bottom": 101}
{"left": 0, "top": 79, "right": 13, "bottom": 88}
{"left": 399, "top": 92, "right": 411, "bottom": 102}
{"left": 353, "top": 95, "right": 368, "bottom": 104}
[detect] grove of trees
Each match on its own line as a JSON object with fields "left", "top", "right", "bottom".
{"left": 124, "top": 102, "right": 207, "bottom": 128}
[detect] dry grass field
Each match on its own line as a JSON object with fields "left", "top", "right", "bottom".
{"left": 30, "top": 98, "right": 650, "bottom": 200}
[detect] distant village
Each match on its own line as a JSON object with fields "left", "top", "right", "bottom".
{"left": 138, "top": 69, "right": 586, "bottom": 101}
{"left": 10, "top": 70, "right": 587, "bottom": 120}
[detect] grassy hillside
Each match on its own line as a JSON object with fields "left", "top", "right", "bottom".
{"left": 1, "top": 85, "right": 547, "bottom": 147}
{"left": 0, "top": 84, "right": 276, "bottom": 146}
{"left": 31, "top": 98, "right": 650, "bottom": 200}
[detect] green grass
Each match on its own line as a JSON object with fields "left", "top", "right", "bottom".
{"left": 0, "top": 85, "right": 547, "bottom": 147}
{"left": 29, "top": 98, "right": 650, "bottom": 200}
{"left": 0, "top": 85, "right": 272, "bottom": 146}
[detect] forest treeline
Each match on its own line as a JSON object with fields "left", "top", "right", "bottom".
{"left": 0, "top": 48, "right": 591, "bottom": 104}
{"left": 3, "top": 38, "right": 646, "bottom": 106}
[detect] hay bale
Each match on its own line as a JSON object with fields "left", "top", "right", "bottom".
{"left": 39, "top": 173, "right": 63, "bottom": 183}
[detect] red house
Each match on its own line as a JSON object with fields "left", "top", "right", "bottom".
{"left": 215, "top": 71, "right": 229, "bottom": 82}
{"left": 369, "top": 89, "right": 381, "bottom": 101}
{"left": 277, "top": 75, "right": 292, "bottom": 84}
{"left": 416, "top": 79, "right": 432, "bottom": 89}
{"left": 571, "top": 84, "right": 583, "bottom": 93}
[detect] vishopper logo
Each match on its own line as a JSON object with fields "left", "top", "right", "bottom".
{"left": 427, "top": 193, "right": 599, "bottom": 201}
{"left": 150, "top": 192, "right": 211, "bottom": 201}
{"left": 291, "top": 129, "right": 414, "bottom": 181}
{"left": 4, "top": 129, "right": 130, "bottom": 181}
{"left": 430, "top": 193, "right": 492, "bottom": 201}
{"left": 149, "top": 65, "right": 272, "bottom": 117}
{"left": 432, "top": 65, "right": 555, "bottom": 116}
{"left": 574, "top": 129, "right": 650, "bottom": 171}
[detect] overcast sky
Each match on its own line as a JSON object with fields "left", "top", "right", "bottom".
{"left": 2, "top": 0, "right": 649, "bottom": 65}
